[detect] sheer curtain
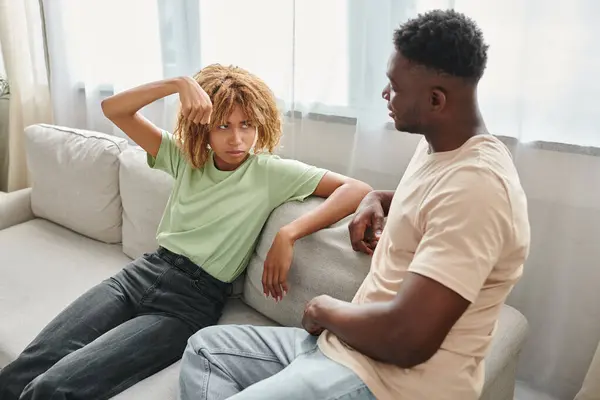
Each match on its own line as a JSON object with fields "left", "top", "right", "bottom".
{"left": 41, "top": 0, "right": 600, "bottom": 398}
{"left": 0, "top": 0, "right": 53, "bottom": 191}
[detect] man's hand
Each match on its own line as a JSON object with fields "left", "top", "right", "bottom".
{"left": 302, "top": 295, "right": 340, "bottom": 336}
{"left": 262, "top": 230, "right": 295, "bottom": 302}
{"left": 349, "top": 192, "right": 385, "bottom": 255}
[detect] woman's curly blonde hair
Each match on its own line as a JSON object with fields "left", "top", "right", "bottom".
{"left": 174, "top": 64, "right": 282, "bottom": 168}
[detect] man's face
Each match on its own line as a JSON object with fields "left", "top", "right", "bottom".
{"left": 382, "top": 52, "right": 429, "bottom": 134}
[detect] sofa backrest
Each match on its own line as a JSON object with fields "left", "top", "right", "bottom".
{"left": 24, "top": 124, "right": 370, "bottom": 312}
{"left": 118, "top": 147, "right": 174, "bottom": 259}
{"left": 24, "top": 124, "right": 128, "bottom": 243}
{"left": 244, "top": 198, "right": 372, "bottom": 327}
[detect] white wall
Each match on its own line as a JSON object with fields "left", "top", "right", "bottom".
{"left": 279, "top": 117, "right": 600, "bottom": 400}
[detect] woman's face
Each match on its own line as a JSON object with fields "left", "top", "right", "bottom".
{"left": 209, "top": 105, "right": 257, "bottom": 171}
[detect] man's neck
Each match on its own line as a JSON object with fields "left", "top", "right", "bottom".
{"left": 424, "top": 107, "right": 487, "bottom": 153}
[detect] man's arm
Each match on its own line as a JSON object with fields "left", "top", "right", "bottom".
{"left": 305, "top": 273, "right": 470, "bottom": 368}
{"left": 306, "top": 168, "right": 516, "bottom": 367}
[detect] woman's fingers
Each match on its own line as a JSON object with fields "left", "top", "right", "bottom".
{"left": 262, "top": 262, "right": 270, "bottom": 298}
{"left": 271, "top": 267, "right": 283, "bottom": 302}
{"left": 191, "top": 103, "right": 204, "bottom": 125}
{"left": 201, "top": 103, "right": 212, "bottom": 125}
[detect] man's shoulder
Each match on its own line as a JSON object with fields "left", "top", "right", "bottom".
{"left": 445, "top": 135, "right": 521, "bottom": 190}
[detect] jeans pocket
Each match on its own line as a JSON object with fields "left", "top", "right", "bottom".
{"left": 192, "top": 278, "right": 227, "bottom": 305}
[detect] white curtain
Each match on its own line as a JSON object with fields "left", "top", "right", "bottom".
{"left": 41, "top": 0, "right": 600, "bottom": 399}
{"left": 0, "top": 0, "right": 53, "bottom": 191}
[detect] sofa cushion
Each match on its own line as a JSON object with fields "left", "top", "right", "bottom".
{"left": 0, "top": 219, "right": 130, "bottom": 367}
{"left": 0, "top": 216, "right": 277, "bottom": 398}
{"left": 243, "top": 197, "right": 371, "bottom": 327}
{"left": 118, "top": 147, "right": 173, "bottom": 259}
{"left": 24, "top": 124, "right": 128, "bottom": 243}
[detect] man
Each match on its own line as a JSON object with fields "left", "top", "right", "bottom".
{"left": 178, "top": 9, "right": 530, "bottom": 400}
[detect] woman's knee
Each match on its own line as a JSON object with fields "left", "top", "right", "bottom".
{"left": 20, "top": 372, "right": 63, "bottom": 400}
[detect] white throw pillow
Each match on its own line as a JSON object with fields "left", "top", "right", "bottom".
{"left": 24, "top": 124, "right": 128, "bottom": 243}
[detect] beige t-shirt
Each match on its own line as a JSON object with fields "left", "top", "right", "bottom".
{"left": 318, "top": 134, "right": 530, "bottom": 400}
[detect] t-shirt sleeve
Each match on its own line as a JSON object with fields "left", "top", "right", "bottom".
{"left": 267, "top": 157, "right": 328, "bottom": 206}
{"left": 147, "top": 131, "right": 184, "bottom": 178}
{"left": 408, "top": 167, "right": 514, "bottom": 303}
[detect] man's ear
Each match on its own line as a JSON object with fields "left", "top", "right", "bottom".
{"left": 430, "top": 88, "right": 447, "bottom": 112}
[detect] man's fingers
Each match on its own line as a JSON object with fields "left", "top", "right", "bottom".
{"left": 368, "top": 238, "right": 379, "bottom": 251}
{"left": 349, "top": 219, "right": 369, "bottom": 251}
{"left": 354, "top": 240, "right": 374, "bottom": 256}
{"left": 371, "top": 213, "right": 385, "bottom": 238}
{"left": 361, "top": 241, "right": 374, "bottom": 256}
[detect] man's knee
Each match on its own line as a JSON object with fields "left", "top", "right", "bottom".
{"left": 180, "top": 328, "right": 224, "bottom": 400}
{"left": 187, "top": 325, "right": 238, "bottom": 354}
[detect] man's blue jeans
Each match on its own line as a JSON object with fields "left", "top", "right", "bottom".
{"left": 179, "top": 325, "right": 376, "bottom": 400}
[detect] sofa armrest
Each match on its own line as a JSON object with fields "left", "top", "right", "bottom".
{"left": 0, "top": 188, "right": 35, "bottom": 230}
{"left": 481, "top": 304, "right": 529, "bottom": 396}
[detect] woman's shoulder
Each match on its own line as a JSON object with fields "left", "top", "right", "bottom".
{"left": 254, "top": 152, "right": 281, "bottom": 161}
{"left": 253, "top": 153, "right": 317, "bottom": 173}
{"left": 252, "top": 152, "right": 282, "bottom": 167}
{"left": 254, "top": 152, "right": 313, "bottom": 166}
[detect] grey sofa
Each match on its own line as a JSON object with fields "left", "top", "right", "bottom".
{"left": 0, "top": 124, "right": 529, "bottom": 399}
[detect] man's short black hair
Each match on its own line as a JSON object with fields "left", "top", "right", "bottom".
{"left": 393, "top": 10, "right": 488, "bottom": 81}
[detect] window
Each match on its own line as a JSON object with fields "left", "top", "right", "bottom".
{"left": 45, "top": 0, "right": 600, "bottom": 146}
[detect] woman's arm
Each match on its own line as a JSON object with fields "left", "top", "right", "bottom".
{"left": 101, "top": 77, "right": 212, "bottom": 157}
{"left": 280, "top": 172, "right": 372, "bottom": 242}
{"left": 262, "top": 172, "right": 372, "bottom": 300}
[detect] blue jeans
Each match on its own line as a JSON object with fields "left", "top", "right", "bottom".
{"left": 0, "top": 247, "right": 230, "bottom": 400}
{"left": 179, "top": 325, "right": 376, "bottom": 400}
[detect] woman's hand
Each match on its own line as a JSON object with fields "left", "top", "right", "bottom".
{"left": 175, "top": 76, "right": 213, "bottom": 125}
{"left": 262, "top": 229, "right": 295, "bottom": 302}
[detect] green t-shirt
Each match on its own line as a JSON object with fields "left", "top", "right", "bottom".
{"left": 147, "top": 131, "right": 327, "bottom": 282}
